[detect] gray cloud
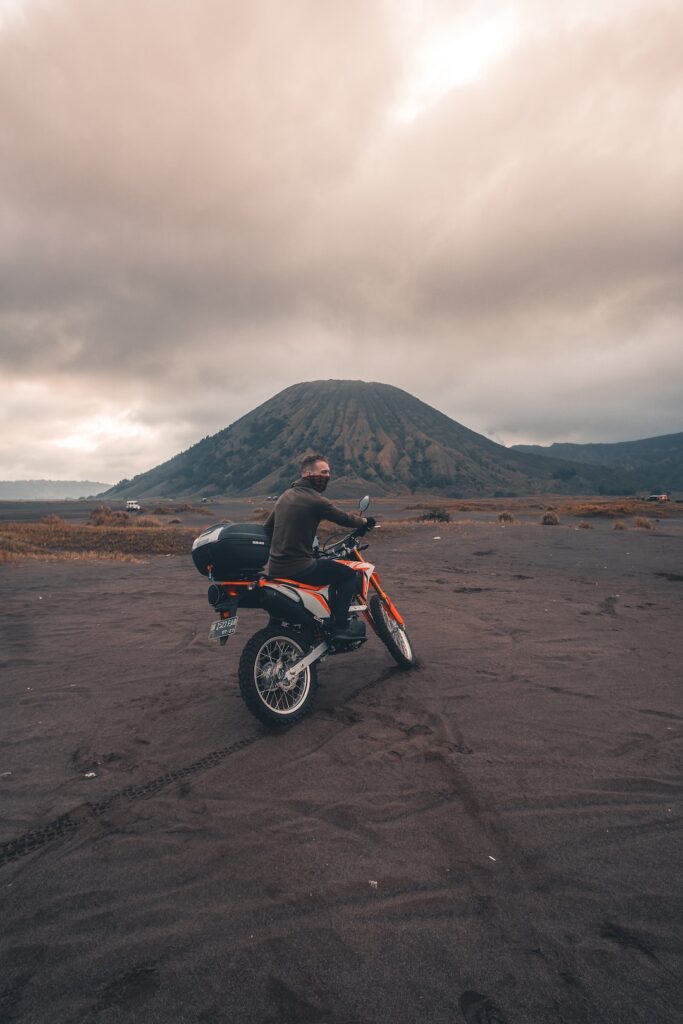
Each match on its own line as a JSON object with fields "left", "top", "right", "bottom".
{"left": 0, "top": 0, "right": 681, "bottom": 479}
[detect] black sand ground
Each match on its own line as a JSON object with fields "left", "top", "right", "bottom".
{"left": 1, "top": 520, "right": 682, "bottom": 1023}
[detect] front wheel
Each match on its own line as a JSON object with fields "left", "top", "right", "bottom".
{"left": 369, "top": 594, "right": 417, "bottom": 668}
{"left": 238, "top": 627, "right": 318, "bottom": 727}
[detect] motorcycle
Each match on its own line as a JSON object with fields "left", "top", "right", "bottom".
{"left": 192, "top": 497, "right": 416, "bottom": 726}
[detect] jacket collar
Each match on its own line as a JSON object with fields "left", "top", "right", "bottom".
{"left": 293, "top": 477, "right": 316, "bottom": 491}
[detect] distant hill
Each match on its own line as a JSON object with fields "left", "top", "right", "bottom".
{"left": 0, "top": 480, "right": 112, "bottom": 500}
{"left": 103, "top": 380, "right": 624, "bottom": 499}
{"left": 512, "top": 432, "right": 683, "bottom": 493}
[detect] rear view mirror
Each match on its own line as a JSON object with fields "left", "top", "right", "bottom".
{"left": 359, "top": 495, "right": 370, "bottom": 513}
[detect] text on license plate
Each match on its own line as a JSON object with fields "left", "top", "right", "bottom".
{"left": 208, "top": 616, "right": 238, "bottom": 640}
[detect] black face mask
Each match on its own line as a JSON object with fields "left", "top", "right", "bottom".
{"left": 307, "top": 474, "right": 329, "bottom": 493}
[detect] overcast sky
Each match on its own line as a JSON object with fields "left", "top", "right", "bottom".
{"left": 1, "top": 0, "right": 681, "bottom": 482}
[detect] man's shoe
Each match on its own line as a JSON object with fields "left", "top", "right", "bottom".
{"left": 332, "top": 618, "right": 366, "bottom": 642}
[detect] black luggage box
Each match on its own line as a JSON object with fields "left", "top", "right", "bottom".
{"left": 191, "top": 522, "right": 270, "bottom": 578}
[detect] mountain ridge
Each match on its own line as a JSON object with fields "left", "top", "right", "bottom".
{"left": 513, "top": 432, "right": 683, "bottom": 492}
{"left": 0, "top": 480, "right": 112, "bottom": 500}
{"left": 103, "top": 380, "right": 627, "bottom": 499}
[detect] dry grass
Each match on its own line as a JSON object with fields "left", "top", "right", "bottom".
{"left": 635, "top": 516, "right": 652, "bottom": 530}
{"left": 613, "top": 520, "right": 627, "bottom": 531}
{"left": 0, "top": 548, "right": 144, "bottom": 565}
{"left": 577, "top": 521, "right": 592, "bottom": 529}
{"left": 561, "top": 499, "right": 678, "bottom": 519}
{"left": 400, "top": 496, "right": 683, "bottom": 519}
{"left": 498, "top": 511, "right": 514, "bottom": 524}
{"left": 541, "top": 511, "right": 560, "bottom": 525}
{"left": 0, "top": 519, "right": 197, "bottom": 563}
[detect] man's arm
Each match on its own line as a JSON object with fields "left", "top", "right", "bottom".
{"left": 319, "top": 497, "right": 365, "bottom": 530}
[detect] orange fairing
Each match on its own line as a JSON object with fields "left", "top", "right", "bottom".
{"left": 338, "top": 556, "right": 373, "bottom": 600}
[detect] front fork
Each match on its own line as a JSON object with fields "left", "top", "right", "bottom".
{"left": 350, "top": 547, "right": 405, "bottom": 629}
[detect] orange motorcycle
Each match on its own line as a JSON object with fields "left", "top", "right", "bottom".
{"left": 192, "top": 498, "right": 416, "bottom": 726}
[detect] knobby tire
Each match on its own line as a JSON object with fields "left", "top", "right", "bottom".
{"left": 369, "top": 594, "right": 417, "bottom": 668}
{"left": 238, "top": 626, "right": 318, "bottom": 727}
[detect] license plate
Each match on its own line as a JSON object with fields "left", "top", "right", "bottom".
{"left": 208, "top": 616, "right": 238, "bottom": 640}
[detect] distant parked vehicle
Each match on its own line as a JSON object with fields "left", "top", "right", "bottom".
{"left": 125, "top": 500, "right": 141, "bottom": 513}
{"left": 645, "top": 493, "right": 670, "bottom": 503}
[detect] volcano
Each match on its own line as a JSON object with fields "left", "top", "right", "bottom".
{"left": 103, "top": 380, "right": 621, "bottom": 498}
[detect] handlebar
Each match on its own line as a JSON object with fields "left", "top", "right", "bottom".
{"left": 320, "top": 520, "right": 377, "bottom": 559}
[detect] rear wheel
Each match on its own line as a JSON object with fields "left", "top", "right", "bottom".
{"left": 238, "top": 627, "right": 317, "bottom": 727}
{"left": 369, "top": 594, "right": 417, "bottom": 668}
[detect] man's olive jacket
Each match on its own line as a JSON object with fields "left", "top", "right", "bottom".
{"left": 263, "top": 478, "right": 365, "bottom": 577}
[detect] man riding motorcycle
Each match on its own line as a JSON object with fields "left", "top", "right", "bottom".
{"left": 263, "top": 454, "right": 375, "bottom": 642}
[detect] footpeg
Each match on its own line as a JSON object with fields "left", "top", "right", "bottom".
{"left": 330, "top": 636, "right": 367, "bottom": 653}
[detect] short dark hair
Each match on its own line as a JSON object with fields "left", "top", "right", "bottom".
{"left": 300, "top": 453, "right": 327, "bottom": 475}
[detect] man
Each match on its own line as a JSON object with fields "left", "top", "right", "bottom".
{"left": 263, "top": 454, "right": 375, "bottom": 641}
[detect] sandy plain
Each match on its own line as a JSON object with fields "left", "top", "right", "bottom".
{"left": 1, "top": 502, "right": 682, "bottom": 1023}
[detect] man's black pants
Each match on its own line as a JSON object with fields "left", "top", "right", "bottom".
{"left": 292, "top": 560, "right": 359, "bottom": 628}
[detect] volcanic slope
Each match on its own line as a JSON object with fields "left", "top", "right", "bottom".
{"left": 104, "top": 380, "right": 619, "bottom": 498}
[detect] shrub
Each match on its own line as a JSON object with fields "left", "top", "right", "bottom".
{"left": 577, "top": 521, "right": 592, "bottom": 529}
{"left": 498, "top": 511, "right": 514, "bottom": 524}
{"left": 40, "top": 513, "right": 66, "bottom": 525}
{"left": 567, "top": 501, "right": 652, "bottom": 519}
{"left": 418, "top": 509, "right": 451, "bottom": 523}
{"left": 635, "top": 516, "right": 652, "bottom": 530}
{"left": 541, "top": 512, "right": 560, "bottom": 526}
{"left": 613, "top": 520, "right": 627, "bottom": 530}
{"left": 88, "top": 505, "right": 130, "bottom": 527}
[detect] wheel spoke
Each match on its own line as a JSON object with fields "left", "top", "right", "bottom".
{"left": 254, "top": 635, "right": 310, "bottom": 714}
